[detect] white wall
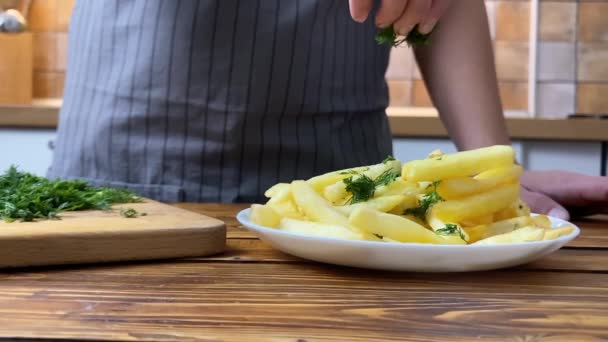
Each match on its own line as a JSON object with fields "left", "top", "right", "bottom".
{"left": 0, "top": 129, "right": 55, "bottom": 176}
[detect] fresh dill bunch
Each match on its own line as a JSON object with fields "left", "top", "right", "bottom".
{"left": 404, "top": 181, "right": 444, "bottom": 220}
{"left": 375, "top": 25, "right": 433, "bottom": 48}
{"left": 435, "top": 223, "right": 466, "bottom": 241}
{"left": 0, "top": 166, "right": 142, "bottom": 222}
{"left": 343, "top": 169, "right": 400, "bottom": 204}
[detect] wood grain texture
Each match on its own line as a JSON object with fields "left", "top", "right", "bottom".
{"left": 0, "top": 262, "right": 607, "bottom": 341}
{"left": 0, "top": 33, "right": 33, "bottom": 105}
{"left": 0, "top": 201, "right": 226, "bottom": 268}
{"left": 0, "top": 204, "right": 606, "bottom": 341}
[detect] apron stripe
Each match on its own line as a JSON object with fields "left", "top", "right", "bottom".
{"left": 197, "top": 0, "right": 221, "bottom": 201}
{"left": 180, "top": 0, "right": 202, "bottom": 190}
{"left": 255, "top": 0, "right": 281, "bottom": 198}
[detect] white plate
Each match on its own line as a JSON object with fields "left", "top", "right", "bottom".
{"left": 236, "top": 209, "right": 580, "bottom": 272}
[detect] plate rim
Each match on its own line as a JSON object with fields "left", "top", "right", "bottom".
{"left": 236, "top": 208, "right": 581, "bottom": 249}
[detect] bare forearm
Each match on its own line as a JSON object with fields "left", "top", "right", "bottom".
{"left": 414, "top": 0, "right": 510, "bottom": 150}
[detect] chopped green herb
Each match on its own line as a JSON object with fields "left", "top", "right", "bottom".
{"left": 435, "top": 223, "right": 466, "bottom": 241}
{"left": 382, "top": 156, "right": 396, "bottom": 164}
{"left": 404, "top": 181, "right": 443, "bottom": 220}
{"left": 339, "top": 169, "right": 360, "bottom": 175}
{"left": 0, "top": 166, "right": 142, "bottom": 222}
{"left": 374, "top": 169, "right": 400, "bottom": 187}
{"left": 120, "top": 208, "right": 139, "bottom": 218}
{"left": 375, "top": 25, "right": 434, "bottom": 48}
{"left": 344, "top": 174, "right": 376, "bottom": 204}
{"left": 343, "top": 169, "right": 400, "bottom": 204}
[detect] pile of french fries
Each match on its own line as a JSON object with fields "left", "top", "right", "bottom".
{"left": 250, "top": 145, "right": 574, "bottom": 245}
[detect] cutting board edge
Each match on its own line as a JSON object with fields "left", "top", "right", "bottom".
{"left": 0, "top": 224, "right": 227, "bottom": 269}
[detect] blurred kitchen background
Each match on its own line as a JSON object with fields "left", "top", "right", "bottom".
{"left": 0, "top": 0, "right": 607, "bottom": 177}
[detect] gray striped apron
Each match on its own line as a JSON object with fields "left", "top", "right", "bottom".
{"left": 48, "top": 0, "right": 394, "bottom": 203}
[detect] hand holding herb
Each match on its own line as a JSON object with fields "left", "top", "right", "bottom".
{"left": 348, "top": 0, "right": 454, "bottom": 47}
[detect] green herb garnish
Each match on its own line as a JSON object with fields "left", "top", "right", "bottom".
{"left": 375, "top": 25, "right": 433, "bottom": 47}
{"left": 0, "top": 166, "right": 142, "bottom": 222}
{"left": 382, "top": 156, "right": 396, "bottom": 164}
{"left": 435, "top": 223, "right": 466, "bottom": 241}
{"left": 343, "top": 169, "right": 400, "bottom": 204}
{"left": 120, "top": 208, "right": 139, "bottom": 218}
{"left": 404, "top": 181, "right": 443, "bottom": 220}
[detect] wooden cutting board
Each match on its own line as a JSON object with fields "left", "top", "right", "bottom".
{"left": 0, "top": 200, "right": 226, "bottom": 268}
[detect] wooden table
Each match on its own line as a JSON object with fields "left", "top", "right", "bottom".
{"left": 1, "top": 204, "right": 607, "bottom": 341}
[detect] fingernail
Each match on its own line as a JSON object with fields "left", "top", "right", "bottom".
{"left": 353, "top": 14, "right": 368, "bottom": 23}
{"left": 548, "top": 208, "right": 569, "bottom": 220}
{"left": 419, "top": 18, "right": 438, "bottom": 34}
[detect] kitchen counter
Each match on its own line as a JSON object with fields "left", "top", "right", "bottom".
{"left": 0, "top": 203, "right": 607, "bottom": 341}
{"left": 1, "top": 101, "right": 607, "bottom": 141}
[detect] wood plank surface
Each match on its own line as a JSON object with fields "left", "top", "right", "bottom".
{"left": 0, "top": 262, "right": 607, "bottom": 341}
{"left": 0, "top": 203, "right": 606, "bottom": 341}
{"left": 0, "top": 201, "right": 226, "bottom": 268}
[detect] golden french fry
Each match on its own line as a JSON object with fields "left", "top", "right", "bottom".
{"left": 267, "top": 200, "right": 306, "bottom": 220}
{"left": 494, "top": 199, "right": 531, "bottom": 221}
{"left": 473, "top": 226, "right": 545, "bottom": 245}
{"left": 267, "top": 182, "right": 293, "bottom": 205}
{"left": 335, "top": 195, "right": 405, "bottom": 216}
{"left": 460, "top": 214, "right": 495, "bottom": 227}
{"left": 432, "top": 183, "right": 519, "bottom": 222}
{"left": 375, "top": 178, "right": 420, "bottom": 197}
{"left": 291, "top": 180, "right": 350, "bottom": 226}
{"left": 250, "top": 204, "right": 282, "bottom": 228}
{"left": 461, "top": 225, "right": 487, "bottom": 244}
{"left": 402, "top": 145, "right": 515, "bottom": 182}
{"left": 264, "top": 183, "right": 290, "bottom": 198}
{"left": 323, "top": 159, "right": 401, "bottom": 204}
{"left": 531, "top": 215, "right": 552, "bottom": 229}
{"left": 307, "top": 166, "right": 370, "bottom": 193}
{"left": 388, "top": 196, "right": 419, "bottom": 216}
{"left": 279, "top": 218, "right": 365, "bottom": 240}
{"left": 543, "top": 226, "right": 574, "bottom": 240}
{"left": 463, "top": 216, "right": 533, "bottom": 243}
{"left": 437, "top": 165, "right": 523, "bottom": 200}
{"left": 426, "top": 211, "right": 469, "bottom": 243}
{"left": 349, "top": 207, "right": 450, "bottom": 244}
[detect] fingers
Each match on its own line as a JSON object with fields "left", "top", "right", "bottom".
{"left": 521, "top": 188, "right": 570, "bottom": 220}
{"left": 419, "top": 0, "right": 453, "bottom": 34}
{"left": 393, "top": 0, "right": 431, "bottom": 36}
{"left": 348, "top": 0, "right": 374, "bottom": 23}
{"left": 375, "top": 0, "right": 409, "bottom": 28}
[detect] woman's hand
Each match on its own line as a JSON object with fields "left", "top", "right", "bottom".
{"left": 521, "top": 170, "right": 608, "bottom": 220}
{"left": 348, "top": 0, "right": 454, "bottom": 34}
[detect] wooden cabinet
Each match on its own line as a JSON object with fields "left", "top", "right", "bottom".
{"left": 0, "top": 32, "right": 32, "bottom": 105}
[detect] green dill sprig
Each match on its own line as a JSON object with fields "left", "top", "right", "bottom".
{"left": 0, "top": 166, "right": 142, "bottom": 222}
{"left": 382, "top": 156, "right": 396, "bottom": 164}
{"left": 344, "top": 169, "right": 400, "bottom": 204}
{"left": 404, "top": 181, "right": 443, "bottom": 220}
{"left": 375, "top": 25, "right": 433, "bottom": 48}
{"left": 435, "top": 223, "right": 466, "bottom": 241}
